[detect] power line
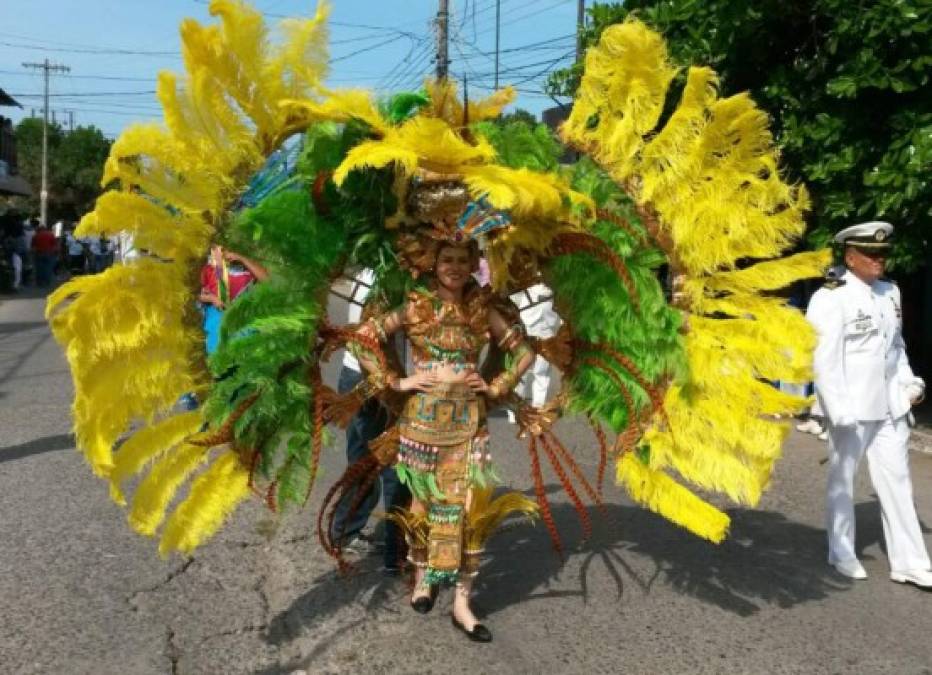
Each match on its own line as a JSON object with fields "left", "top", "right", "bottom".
{"left": 463, "top": 0, "right": 572, "bottom": 45}
{"left": 11, "top": 91, "right": 156, "bottom": 97}
{"left": 377, "top": 36, "right": 431, "bottom": 90}
{"left": 190, "top": 0, "right": 425, "bottom": 36}
{"left": 0, "top": 31, "right": 177, "bottom": 54}
{"left": 48, "top": 106, "right": 161, "bottom": 117}
{"left": 0, "top": 69, "right": 154, "bottom": 82}
{"left": 2, "top": 40, "right": 180, "bottom": 57}
{"left": 382, "top": 40, "right": 435, "bottom": 92}
{"left": 331, "top": 35, "right": 405, "bottom": 64}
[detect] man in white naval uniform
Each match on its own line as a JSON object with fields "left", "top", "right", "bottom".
{"left": 806, "top": 221, "right": 931, "bottom": 588}
{"left": 508, "top": 283, "right": 561, "bottom": 421}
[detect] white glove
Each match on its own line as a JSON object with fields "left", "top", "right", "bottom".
{"left": 904, "top": 379, "right": 925, "bottom": 405}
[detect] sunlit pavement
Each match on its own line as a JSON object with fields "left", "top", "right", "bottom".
{"left": 2, "top": 290, "right": 931, "bottom": 674}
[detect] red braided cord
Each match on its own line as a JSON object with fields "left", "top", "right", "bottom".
{"left": 189, "top": 391, "right": 260, "bottom": 447}
{"left": 316, "top": 453, "right": 380, "bottom": 559}
{"left": 595, "top": 207, "right": 653, "bottom": 249}
{"left": 551, "top": 232, "right": 640, "bottom": 312}
{"left": 579, "top": 355, "right": 643, "bottom": 457}
{"left": 547, "top": 430, "right": 603, "bottom": 512}
{"left": 304, "top": 365, "right": 325, "bottom": 506}
{"left": 528, "top": 435, "right": 563, "bottom": 558}
{"left": 588, "top": 417, "right": 610, "bottom": 502}
{"left": 539, "top": 432, "right": 592, "bottom": 540}
{"left": 580, "top": 340, "right": 667, "bottom": 413}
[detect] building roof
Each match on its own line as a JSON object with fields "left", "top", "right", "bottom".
{"left": 0, "top": 88, "right": 22, "bottom": 108}
{"left": 0, "top": 173, "right": 32, "bottom": 196}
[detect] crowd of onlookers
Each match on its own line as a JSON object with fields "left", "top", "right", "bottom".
{"left": 0, "top": 211, "right": 126, "bottom": 292}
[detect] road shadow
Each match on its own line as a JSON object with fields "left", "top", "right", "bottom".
{"left": 264, "top": 486, "right": 851, "bottom": 650}
{"left": 0, "top": 433, "right": 75, "bottom": 463}
{"left": 478, "top": 498, "right": 849, "bottom": 618}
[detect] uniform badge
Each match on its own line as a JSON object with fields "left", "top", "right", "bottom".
{"left": 848, "top": 308, "right": 877, "bottom": 335}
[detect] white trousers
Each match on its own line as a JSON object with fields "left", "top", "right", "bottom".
{"left": 516, "top": 354, "right": 551, "bottom": 408}
{"left": 11, "top": 252, "right": 22, "bottom": 289}
{"left": 826, "top": 414, "right": 930, "bottom": 572}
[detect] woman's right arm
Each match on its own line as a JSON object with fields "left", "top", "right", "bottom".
{"left": 350, "top": 306, "right": 437, "bottom": 394}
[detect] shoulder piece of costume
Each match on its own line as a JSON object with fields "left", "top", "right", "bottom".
{"left": 822, "top": 278, "right": 846, "bottom": 290}
{"left": 47, "top": 1, "right": 831, "bottom": 562}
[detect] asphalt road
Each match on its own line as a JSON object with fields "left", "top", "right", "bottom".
{"left": 2, "top": 287, "right": 932, "bottom": 675}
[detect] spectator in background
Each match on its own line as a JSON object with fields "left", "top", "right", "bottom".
{"left": 115, "top": 232, "right": 138, "bottom": 264}
{"left": 198, "top": 245, "right": 268, "bottom": 355}
{"left": 31, "top": 224, "right": 59, "bottom": 287}
{"left": 21, "top": 218, "right": 35, "bottom": 286}
{"left": 8, "top": 218, "right": 26, "bottom": 292}
{"left": 179, "top": 245, "right": 269, "bottom": 412}
{"left": 1, "top": 212, "right": 26, "bottom": 292}
{"left": 329, "top": 268, "right": 411, "bottom": 575}
{"left": 507, "top": 282, "right": 560, "bottom": 422}
{"left": 65, "top": 229, "right": 86, "bottom": 275}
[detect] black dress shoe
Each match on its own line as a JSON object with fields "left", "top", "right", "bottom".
{"left": 451, "top": 615, "right": 492, "bottom": 643}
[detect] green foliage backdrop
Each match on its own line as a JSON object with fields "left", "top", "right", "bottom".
{"left": 14, "top": 118, "right": 111, "bottom": 220}
{"left": 548, "top": 0, "right": 931, "bottom": 271}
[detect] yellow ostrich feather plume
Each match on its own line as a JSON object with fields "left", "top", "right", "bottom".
{"left": 48, "top": 0, "right": 332, "bottom": 557}
{"left": 563, "top": 19, "right": 830, "bottom": 542}
{"left": 384, "top": 487, "right": 539, "bottom": 553}
{"left": 464, "top": 487, "right": 539, "bottom": 551}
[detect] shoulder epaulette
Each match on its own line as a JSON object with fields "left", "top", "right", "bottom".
{"left": 822, "top": 278, "right": 845, "bottom": 290}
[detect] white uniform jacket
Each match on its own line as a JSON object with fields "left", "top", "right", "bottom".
{"left": 510, "top": 283, "right": 561, "bottom": 339}
{"left": 806, "top": 271, "right": 923, "bottom": 426}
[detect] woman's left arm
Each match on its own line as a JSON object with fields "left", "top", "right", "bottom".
{"left": 484, "top": 305, "right": 535, "bottom": 399}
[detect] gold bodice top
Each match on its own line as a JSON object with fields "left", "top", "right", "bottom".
{"left": 402, "top": 281, "right": 493, "bottom": 364}
{"left": 376, "top": 279, "right": 519, "bottom": 367}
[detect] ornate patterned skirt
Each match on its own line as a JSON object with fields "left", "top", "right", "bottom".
{"left": 395, "top": 383, "right": 497, "bottom": 584}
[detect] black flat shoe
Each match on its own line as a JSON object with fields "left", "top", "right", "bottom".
{"left": 451, "top": 615, "right": 492, "bottom": 643}
{"left": 410, "top": 586, "right": 437, "bottom": 614}
{"left": 411, "top": 595, "right": 434, "bottom": 614}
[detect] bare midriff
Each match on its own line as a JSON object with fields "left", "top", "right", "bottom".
{"left": 413, "top": 360, "right": 478, "bottom": 384}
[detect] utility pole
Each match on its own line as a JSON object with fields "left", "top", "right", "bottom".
{"left": 576, "top": 0, "right": 586, "bottom": 63}
{"left": 494, "top": 0, "right": 501, "bottom": 89}
{"left": 436, "top": 0, "right": 449, "bottom": 80}
{"left": 23, "top": 59, "right": 70, "bottom": 227}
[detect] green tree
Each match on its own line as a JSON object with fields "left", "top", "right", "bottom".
{"left": 548, "top": 0, "right": 932, "bottom": 271}
{"left": 14, "top": 118, "right": 110, "bottom": 219}
{"left": 498, "top": 108, "right": 539, "bottom": 126}
{"left": 54, "top": 126, "right": 111, "bottom": 217}
{"left": 14, "top": 117, "right": 63, "bottom": 213}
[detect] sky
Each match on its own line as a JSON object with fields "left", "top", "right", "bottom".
{"left": 0, "top": 0, "right": 581, "bottom": 140}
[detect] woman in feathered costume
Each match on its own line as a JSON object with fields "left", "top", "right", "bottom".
{"left": 343, "top": 183, "right": 536, "bottom": 639}
{"left": 48, "top": 0, "right": 831, "bottom": 642}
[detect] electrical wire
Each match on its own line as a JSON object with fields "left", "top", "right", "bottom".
{"left": 0, "top": 40, "right": 181, "bottom": 57}
{"left": 10, "top": 91, "right": 157, "bottom": 97}
{"left": 0, "top": 69, "right": 154, "bottom": 82}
